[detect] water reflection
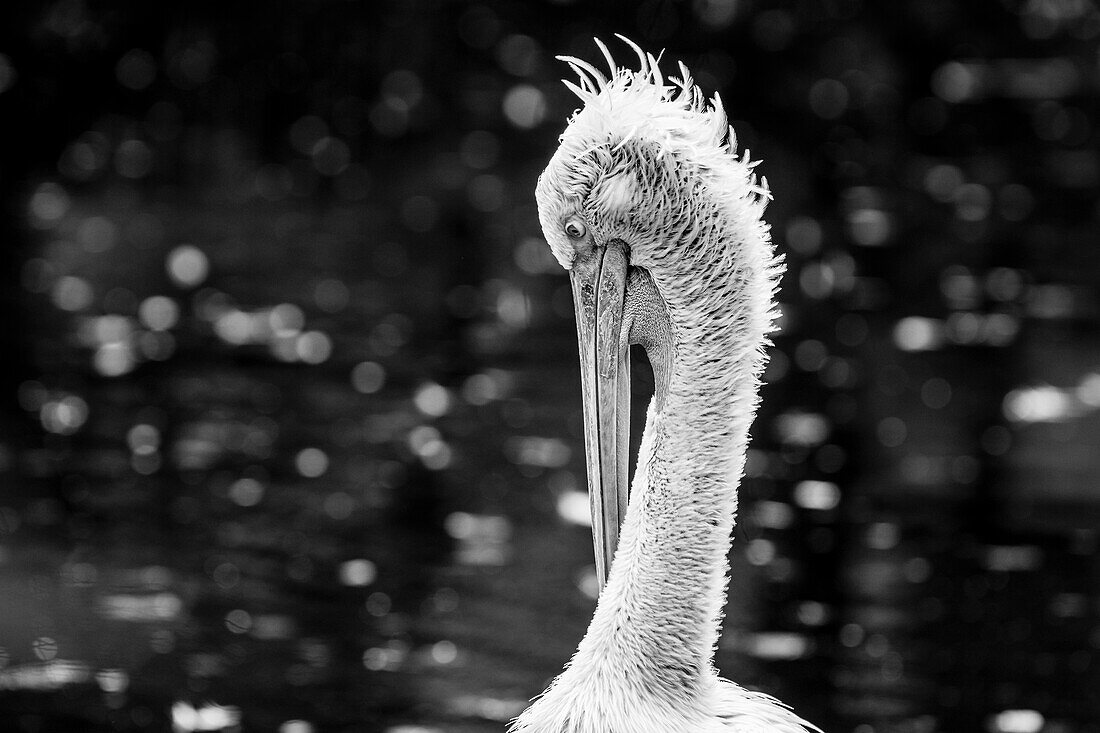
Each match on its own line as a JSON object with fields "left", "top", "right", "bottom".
{"left": 1, "top": 1, "right": 1099, "bottom": 732}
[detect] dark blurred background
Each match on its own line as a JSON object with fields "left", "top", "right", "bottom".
{"left": 0, "top": 1, "right": 1098, "bottom": 731}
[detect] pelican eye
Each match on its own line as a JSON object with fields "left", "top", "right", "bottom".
{"left": 564, "top": 220, "right": 586, "bottom": 239}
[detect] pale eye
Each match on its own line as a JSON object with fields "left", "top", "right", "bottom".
{"left": 564, "top": 220, "right": 586, "bottom": 239}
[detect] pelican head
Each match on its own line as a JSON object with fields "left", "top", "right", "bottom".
{"left": 535, "top": 36, "right": 781, "bottom": 588}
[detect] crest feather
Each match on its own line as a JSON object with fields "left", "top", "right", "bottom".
{"left": 555, "top": 37, "right": 772, "bottom": 216}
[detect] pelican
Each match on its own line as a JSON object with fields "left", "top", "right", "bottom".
{"left": 511, "top": 38, "right": 820, "bottom": 733}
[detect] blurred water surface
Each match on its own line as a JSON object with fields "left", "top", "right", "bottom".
{"left": 1, "top": 2, "right": 1099, "bottom": 732}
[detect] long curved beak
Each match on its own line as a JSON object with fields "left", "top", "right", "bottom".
{"left": 569, "top": 240, "right": 630, "bottom": 591}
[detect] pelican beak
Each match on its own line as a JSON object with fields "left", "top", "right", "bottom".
{"left": 569, "top": 239, "right": 630, "bottom": 591}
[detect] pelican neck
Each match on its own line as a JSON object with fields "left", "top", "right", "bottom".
{"left": 574, "top": 341, "right": 759, "bottom": 695}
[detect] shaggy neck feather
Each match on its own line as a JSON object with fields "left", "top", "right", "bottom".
{"left": 567, "top": 281, "right": 764, "bottom": 707}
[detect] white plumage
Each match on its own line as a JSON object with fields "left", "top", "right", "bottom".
{"left": 513, "top": 37, "right": 819, "bottom": 733}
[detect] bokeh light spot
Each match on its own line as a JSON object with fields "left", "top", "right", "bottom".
{"left": 172, "top": 702, "right": 240, "bottom": 733}
{"left": 430, "top": 640, "right": 458, "bottom": 665}
{"left": 793, "top": 480, "right": 841, "bottom": 511}
{"left": 30, "top": 182, "right": 71, "bottom": 226}
{"left": 311, "top": 137, "right": 351, "bottom": 176}
{"left": 94, "top": 342, "right": 136, "bottom": 377}
{"left": 785, "top": 216, "right": 822, "bottom": 256}
{"left": 924, "top": 164, "right": 964, "bottom": 202}
{"left": 295, "top": 331, "right": 332, "bottom": 364}
{"left": 140, "top": 330, "right": 176, "bottom": 362}
{"left": 502, "top": 84, "right": 546, "bottom": 129}
{"left": 324, "top": 492, "right": 355, "bottom": 520}
{"left": 556, "top": 490, "right": 590, "bottom": 527}
{"left": 839, "top": 623, "right": 864, "bottom": 648}
{"left": 269, "top": 303, "right": 304, "bottom": 336}
{"left": 794, "top": 339, "right": 828, "bottom": 371}
{"left": 338, "top": 559, "right": 377, "bottom": 587}
{"left": 877, "top": 416, "right": 908, "bottom": 447}
{"left": 228, "top": 478, "right": 265, "bottom": 507}
{"left": 808, "top": 78, "right": 848, "bottom": 119}
{"left": 116, "top": 49, "right": 157, "bottom": 90}
{"left": 414, "top": 382, "right": 452, "bottom": 417}
{"left": 496, "top": 34, "right": 540, "bottom": 76}
{"left": 95, "top": 669, "right": 129, "bottom": 694}
{"left": 1003, "top": 385, "right": 1076, "bottom": 423}
{"left": 166, "top": 245, "right": 210, "bottom": 288}
{"left": 989, "top": 710, "right": 1044, "bottom": 733}
{"left": 921, "top": 377, "right": 953, "bottom": 409}
{"left": 279, "top": 722, "right": 315, "bottom": 733}
{"left": 746, "top": 538, "right": 776, "bottom": 566}
{"left": 796, "top": 601, "right": 830, "bottom": 627}
{"left": 362, "top": 642, "right": 407, "bottom": 672}
{"left": 40, "top": 395, "right": 89, "bottom": 434}
{"left": 847, "top": 208, "right": 892, "bottom": 246}
{"left": 366, "top": 592, "right": 391, "bottom": 617}
{"left": 138, "top": 296, "right": 180, "bottom": 331}
{"left": 127, "top": 423, "right": 161, "bottom": 455}
{"left": 866, "top": 521, "right": 900, "bottom": 550}
{"left": 754, "top": 500, "right": 794, "bottom": 529}
{"left": 931, "top": 61, "right": 980, "bottom": 103}
{"left": 351, "top": 361, "right": 386, "bottom": 394}
{"left": 295, "top": 447, "right": 329, "bottom": 478}
{"left": 225, "top": 609, "right": 252, "bottom": 634}
{"left": 774, "top": 411, "right": 830, "bottom": 446}
{"left": 954, "top": 182, "right": 992, "bottom": 221}
{"left": 77, "top": 216, "right": 118, "bottom": 253}
{"left": 513, "top": 236, "right": 557, "bottom": 275}
{"left": 893, "top": 316, "right": 944, "bottom": 351}
{"left": 52, "top": 276, "right": 94, "bottom": 311}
